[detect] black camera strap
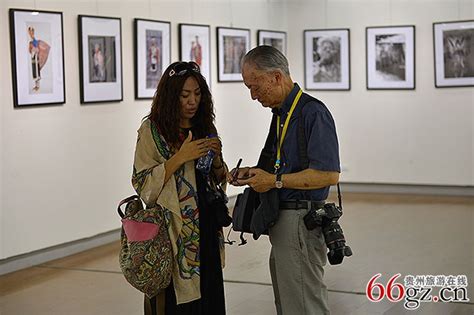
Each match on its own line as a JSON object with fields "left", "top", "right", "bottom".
{"left": 297, "top": 99, "right": 343, "bottom": 210}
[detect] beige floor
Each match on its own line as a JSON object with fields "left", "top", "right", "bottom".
{"left": 1, "top": 193, "right": 473, "bottom": 315}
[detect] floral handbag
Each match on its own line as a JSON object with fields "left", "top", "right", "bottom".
{"left": 117, "top": 195, "right": 172, "bottom": 298}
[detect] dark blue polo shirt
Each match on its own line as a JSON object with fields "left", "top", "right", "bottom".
{"left": 272, "top": 83, "right": 340, "bottom": 202}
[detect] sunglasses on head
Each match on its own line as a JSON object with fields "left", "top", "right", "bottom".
{"left": 169, "top": 61, "right": 201, "bottom": 77}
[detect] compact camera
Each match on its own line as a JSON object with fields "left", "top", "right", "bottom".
{"left": 205, "top": 184, "right": 232, "bottom": 228}
{"left": 303, "top": 203, "right": 353, "bottom": 265}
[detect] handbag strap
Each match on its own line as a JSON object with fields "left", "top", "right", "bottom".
{"left": 117, "top": 195, "right": 140, "bottom": 218}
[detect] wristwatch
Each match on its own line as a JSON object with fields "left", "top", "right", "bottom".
{"left": 275, "top": 173, "right": 283, "bottom": 189}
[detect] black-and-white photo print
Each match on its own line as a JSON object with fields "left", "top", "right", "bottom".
{"left": 304, "top": 29, "right": 350, "bottom": 90}
{"left": 375, "top": 34, "right": 406, "bottom": 82}
{"left": 313, "top": 36, "right": 342, "bottom": 83}
{"left": 443, "top": 29, "right": 474, "bottom": 79}
{"left": 434, "top": 20, "right": 474, "bottom": 87}
{"left": 366, "top": 25, "right": 415, "bottom": 90}
{"left": 258, "top": 30, "right": 287, "bottom": 55}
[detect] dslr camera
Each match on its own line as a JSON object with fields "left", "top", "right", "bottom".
{"left": 205, "top": 184, "right": 232, "bottom": 228}
{"left": 303, "top": 203, "right": 353, "bottom": 265}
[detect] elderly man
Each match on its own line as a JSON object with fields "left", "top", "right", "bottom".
{"left": 228, "top": 45, "right": 340, "bottom": 314}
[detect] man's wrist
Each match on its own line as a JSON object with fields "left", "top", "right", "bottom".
{"left": 275, "top": 173, "right": 283, "bottom": 189}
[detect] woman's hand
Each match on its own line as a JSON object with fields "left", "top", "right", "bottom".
{"left": 208, "top": 137, "right": 222, "bottom": 156}
{"left": 176, "top": 131, "right": 209, "bottom": 163}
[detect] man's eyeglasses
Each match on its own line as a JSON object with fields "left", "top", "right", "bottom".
{"left": 169, "top": 61, "right": 200, "bottom": 77}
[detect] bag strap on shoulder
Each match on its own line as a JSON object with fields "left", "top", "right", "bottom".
{"left": 256, "top": 114, "right": 278, "bottom": 172}
{"left": 297, "top": 99, "right": 343, "bottom": 210}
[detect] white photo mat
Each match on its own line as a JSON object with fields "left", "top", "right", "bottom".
{"left": 366, "top": 25, "right": 415, "bottom": 90}
{"left": 304, "top": 29, "right": 350, "bottom": 90}
{"left": 10, "top": 9, "right": 65, "bottom": 106}
{"left": 79, "top": 15, "right": 122, "bottom": 103}
{"left": 179, "top": 24, "right": 211, "bottom": 87}
{"left": 217, "top": 27, "right": 250, "bottom": 82}
{"left": 433, "top": 20, "right": 474, "bottom": 88}
{"left": 135, "top": 19, "right": 171, "bottom": 99}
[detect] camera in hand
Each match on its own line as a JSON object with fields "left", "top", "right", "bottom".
{"left": 303, "top": 203, "right": 352, "bottom": 265}
{"left": 205, "top": 184, "right": 232, "bottom": 228}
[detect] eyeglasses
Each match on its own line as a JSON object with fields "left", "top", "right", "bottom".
{"left": 169, "top": 61, "right": 200, "bottom": 77}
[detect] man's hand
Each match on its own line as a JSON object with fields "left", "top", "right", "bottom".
{"left": 227, "top": 166, "right": 251, "bottom": 186}
{"left": 237, "top": 168, "right": 275, "bottom": 192}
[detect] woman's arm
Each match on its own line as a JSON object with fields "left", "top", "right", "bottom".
{"left": 211, "top": 153, "right": 228, "bottom": 184}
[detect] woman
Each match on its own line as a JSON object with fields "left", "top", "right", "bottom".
{"left": 132, "top": 61, "right": 229, "bottom": 314}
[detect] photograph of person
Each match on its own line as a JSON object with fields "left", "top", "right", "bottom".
{"left": 27, "top": 25, "right": 51, "bottom": 93}
{"left": 223, "top": 35, "right": 246, "bottom": 74}
{"left": 312, "top": 36, "right": 341, "bottom": 83}
{"left": 132, "top": 61, "right": 229, "bottom": 314}
{"left": 146, "top": 30, "right": 162, "bottom": 89}
{"left": 190, "top": 35, "right": 203, "bottom": 66}
{"left": 88, "top": 36, "right": 116, "bottom": 83}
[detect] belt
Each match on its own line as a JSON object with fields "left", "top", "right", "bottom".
{"left": 279, "top": 199, "right": 325, "bottom": 210}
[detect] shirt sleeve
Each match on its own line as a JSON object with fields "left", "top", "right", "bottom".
{"left": 131, "top": 121, "right": 168, "bottom": 208}
{"left": 305, "top": 107, "right": 341, "bottom": 172}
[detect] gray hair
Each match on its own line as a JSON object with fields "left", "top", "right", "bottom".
{"left": 242, "top": 45, "right": 290, "bottom": 76}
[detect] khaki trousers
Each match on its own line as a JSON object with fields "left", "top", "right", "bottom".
{"left": 269, "top": 208, "right": 330, "bottom": 315}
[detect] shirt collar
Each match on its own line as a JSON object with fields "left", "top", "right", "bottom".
{"left": 272, "top": 83, "right": 300, "bottom": 116}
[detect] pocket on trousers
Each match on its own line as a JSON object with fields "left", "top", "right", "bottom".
{"left": 298, "top": 212, "right": 327, "bottom": 266}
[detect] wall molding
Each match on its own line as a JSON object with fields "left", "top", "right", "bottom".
{"left": 0, "top": 229, "right": 120, "bottom": 276}
{"left": 335, "top": 182, "right": 473, "bottom": 197}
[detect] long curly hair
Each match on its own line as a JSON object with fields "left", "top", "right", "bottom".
{"left": 146, "top": 62, "right": 216, "bottom": 149}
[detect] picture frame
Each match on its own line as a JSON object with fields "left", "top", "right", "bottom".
{"left": 78, "top": 15, "right": 122, "bottom": 103}
{"left": 433, "top": 20, "right": 474, "bottom": 88}
{"left": 216, "top": 27, "right": 250, "bottom": 82}
{"left": 9, "top": 8, "right": 65, "bottom": 107}
{"left": 304, "top": 29, "right": 350, "bottom": 91}
{"left": 135, "top": 18, "right": 171, "bottom": 99}
{"left": 366, "top": 25, "right": 415, "bottom": 90}
{"left": 258, "top": 29, "right": 287, "bottom": 55}
{"left": 179, "top": 23, "right": 211, "bottom": 87}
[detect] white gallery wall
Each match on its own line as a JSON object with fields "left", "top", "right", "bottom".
{"left": 287, "top": 0, "right": 473, "bottom": 186}
{"left": 0, "top": 0, "right": 472, "bottom": 261}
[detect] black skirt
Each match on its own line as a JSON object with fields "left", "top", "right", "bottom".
{"left": 145, "top": 170, "right": 226, "bottom": 315}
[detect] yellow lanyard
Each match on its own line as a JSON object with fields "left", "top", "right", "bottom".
{"left": 275, "top": 89, "right": 303, "bottom": 172}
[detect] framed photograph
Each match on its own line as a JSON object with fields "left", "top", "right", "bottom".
{"left": 433, "top": 20, "right": 474, "bottom": 88}
{"left": 216, "top": 27, "right": 250, "bottom": 82}
{"left": 366, "top": 25, "right": 415, "bottom": 90}
{"left": 179, "top": 23, "right": 211, "bottom": 87}
{"left": 258, "top": 30, "right": 287, "bottom": 55}
{"left": 78, "top": 15, "right": 122, "bottom": 103}
{"left": 9, "top": 9, "right": 65, "bottom": 107}
{"left": 135, "top": 19, "right": 171, "bottom": 99}
{"left": 304, "top": 29, "right": 350, "bottom": 90}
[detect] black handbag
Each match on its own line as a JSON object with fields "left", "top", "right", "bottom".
{"left": 231, "top": 115, "right": 277, "bottom": 245}
{"left": 232, "top": 187, "right": 258, "bottom": 234}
